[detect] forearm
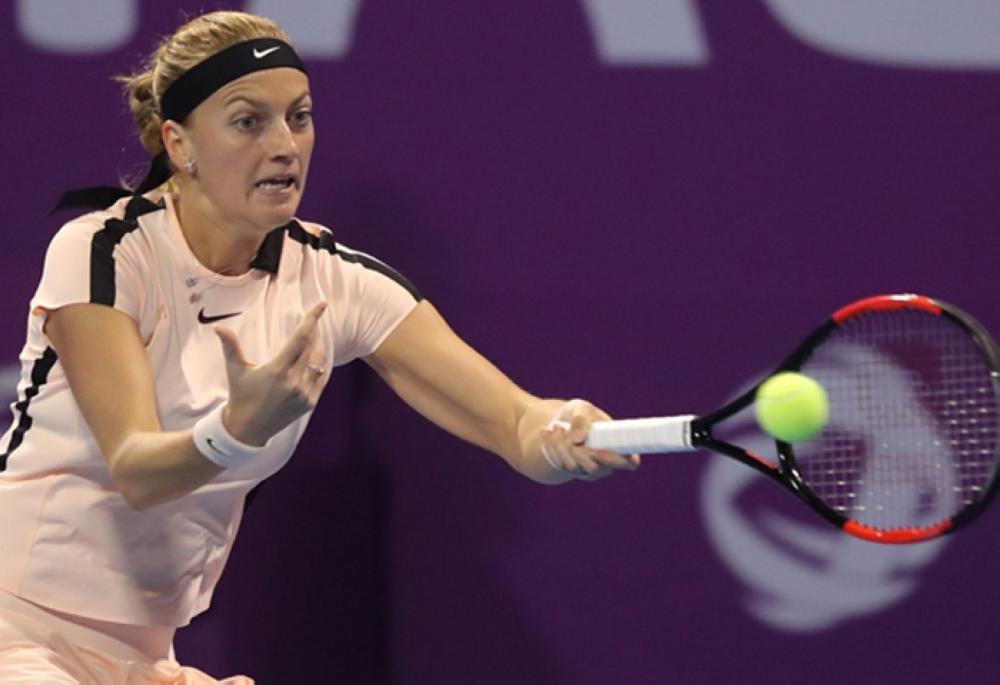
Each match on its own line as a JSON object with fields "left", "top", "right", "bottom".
{"left": 111, "top": 429, "right": 223, "bottom": 510}
{"left": 367, "top": 301, "right": 634, "bottom": 484}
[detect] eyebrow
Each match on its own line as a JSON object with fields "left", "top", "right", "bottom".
{"left": 223, "top": 91, "right": 312, "bottom": 108}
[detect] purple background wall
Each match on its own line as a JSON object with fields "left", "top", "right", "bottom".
{"left": 3, "top": 2, "right": 1000, "bottom": 683}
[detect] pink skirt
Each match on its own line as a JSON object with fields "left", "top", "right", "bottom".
{"left": 0, "top": 590, "right": 252, "bottom": 684}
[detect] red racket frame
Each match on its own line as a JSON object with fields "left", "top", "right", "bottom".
{"left": 690, "top": 294, "right": 1000, "bottom": 543}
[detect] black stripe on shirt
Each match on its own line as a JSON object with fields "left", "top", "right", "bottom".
{"left": 286, "top": 221, "right": 423, "bottom": 301}
{"left": 249, "top": 225, "right": 286, "bottom": 274}
{"left": 0, "top": 347, "right": 59, "bottom": 473}
{"left": 1, "top": 198, "right": 162, "bottom": 471}
{"left": 90, "top": 196, "right": 164, "bottom": 306}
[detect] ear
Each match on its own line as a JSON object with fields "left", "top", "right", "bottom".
{"left": 161, "top": 119, "right": 193, "bottom": 172}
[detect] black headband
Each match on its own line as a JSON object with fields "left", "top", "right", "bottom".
{"left": 160, "top": 37, "right": 307, "bottom": 123}
{"left": 56, "top": 38, "right": 308, "bottom": 211}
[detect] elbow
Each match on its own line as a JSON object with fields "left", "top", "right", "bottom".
{"left": 122, "top": 492, "right": 155, "bottom": 512}
{"left": 118, "top": 481, "right": 174, "bottom": 511}
{"left": 112, "top": 472, "right": 157, "bottom": 511}
{"left": 108, "top": 453, "right": 159, "bottom": 511}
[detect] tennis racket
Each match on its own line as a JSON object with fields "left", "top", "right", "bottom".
{"left": 576, "top": 294, "right": 1000, "bottom": 544}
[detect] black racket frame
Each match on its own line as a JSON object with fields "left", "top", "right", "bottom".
{"left": 687, "top": 294, "right": 1000, "bottom": 543}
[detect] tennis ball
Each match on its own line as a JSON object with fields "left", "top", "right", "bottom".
{"left": 755, "top": 372, "right": 829, "bottom": 443}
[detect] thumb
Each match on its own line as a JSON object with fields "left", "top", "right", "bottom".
{"left": 214, "top": 327, "right": 249, "bottom": 376}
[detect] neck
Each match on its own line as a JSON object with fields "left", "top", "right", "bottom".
{"left": 174, "top": 187, "right": 264, "bottom": 276}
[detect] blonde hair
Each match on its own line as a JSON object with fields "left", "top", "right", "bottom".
{"left": 117, "top": 11, "right": 290, "bottom": 155}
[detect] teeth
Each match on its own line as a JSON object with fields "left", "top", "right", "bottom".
{"left": 257, "top": 178, "right": 293, "bottom": 189}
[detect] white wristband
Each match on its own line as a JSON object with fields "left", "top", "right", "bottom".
{"left": 191, "top": 404, "right": 267, "bottom": 469}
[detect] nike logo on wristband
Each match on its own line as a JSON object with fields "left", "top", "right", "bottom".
{"left": 205, "top": 438, "right": 228, "bottom": 456}
{"left": 198, "top": 309, "right": 241, "bottom": 324}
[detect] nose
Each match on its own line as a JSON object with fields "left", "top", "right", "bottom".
{"left": 264, "top": 119, "right": 298, "bottom": 161}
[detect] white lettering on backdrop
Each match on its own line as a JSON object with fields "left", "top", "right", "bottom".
{"left": 17, "top": 0, "right": 136, "bottom": 53}
{"left": 16, "top": 0, "right": 1000, "bottom": 69}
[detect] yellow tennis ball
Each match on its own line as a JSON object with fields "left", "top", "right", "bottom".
{"left": 755, "top": 372, "right": 829, "bottom": 443}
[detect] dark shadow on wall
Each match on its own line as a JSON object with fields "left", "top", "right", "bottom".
{"left": 176, "top": 363, "right": 395, "bottom": 684}
{"left": 175, "top": 363, "right": 568, "bottom": 685}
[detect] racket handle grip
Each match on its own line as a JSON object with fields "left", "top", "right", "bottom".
{"left": 553, "top": 415, "right": 697, "bottom": 454}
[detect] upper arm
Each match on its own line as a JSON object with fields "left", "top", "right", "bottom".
{"left": 365, "top": 300, "right": 534, "bottom": 460}
{"left": 31, "top": 208, "right": 158, "bottom": 467}
{"left": 44, "top": 303, "right": 161, "bottom": 469}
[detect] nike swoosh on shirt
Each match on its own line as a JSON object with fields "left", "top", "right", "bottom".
{"left": 253, "top": 46, "right": 280, "bottom": 59}
{"left": 198, "top": 309, "right": 242, "bottom": 324}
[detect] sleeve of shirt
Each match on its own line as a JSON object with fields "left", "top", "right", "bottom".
{"left": 29, "top": 211, "right": 147, "bottom": 324}
{"left": 332, "top": 243, "right": 423, "bottom": 363}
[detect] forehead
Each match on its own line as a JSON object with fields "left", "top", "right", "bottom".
{"left": 209, "top": 68, "right": 311, "bottom": 106}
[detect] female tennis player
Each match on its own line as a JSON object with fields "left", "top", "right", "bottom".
{"left": 0, "top": 10, "right": 637, "bottom": 683}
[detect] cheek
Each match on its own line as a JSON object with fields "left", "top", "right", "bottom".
{"left": 201, "top": 147, "right": 255, "bottom": 191}
{"left": 299, "top": 131, "right": 316, "bottom": 164}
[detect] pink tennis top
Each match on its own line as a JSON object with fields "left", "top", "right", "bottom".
{"left": 0, "top": 193, "right": 421, "bottom": 627}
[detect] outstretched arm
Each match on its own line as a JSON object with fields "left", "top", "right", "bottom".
{"left": 365, "top": 301, "right": 639, "bottom": 484}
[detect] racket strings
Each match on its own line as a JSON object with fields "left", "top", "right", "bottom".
{"left": 794, "top": 310, "right": 999, "bottom": 532}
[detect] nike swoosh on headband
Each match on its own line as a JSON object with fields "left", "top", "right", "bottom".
{"left": 253, "top": 46, "right": 280, "bottom": 59}
{"left": 198, "top": 309, "right": 242, "bottom": 324}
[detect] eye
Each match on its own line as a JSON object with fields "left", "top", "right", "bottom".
{"left": 290, "top": 108, "right": 313, "bottom": 127}
{"left": 233, "top": 115, "right": 258, "bottom": 132}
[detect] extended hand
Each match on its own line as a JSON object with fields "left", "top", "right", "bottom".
{"left": 540, "top": 398, "right": 641, "bottom": 480}
{"left": 214, "top": 302, "right": 330, "bottom": 445}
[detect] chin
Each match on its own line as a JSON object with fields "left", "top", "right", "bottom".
{"left": 253, "top": 197, "right": 301, "bottom": 229}
{"left": 263, "top": 214, "right": 296, "bottom": 232}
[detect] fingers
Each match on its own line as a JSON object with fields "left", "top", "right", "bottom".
{"left": 541, "top": 423, "right": 638, "bottom": 481}
{"left": 301, "top": 333, "right": 331, "bottom": 403}
{"left": 276, "top": 302, "right": 328, "bottom": 370}
{"left": 214, "top": 326, "right": 249, "bottom": 377}
{"left": 541, "top": 424, "right": 599, "bottom": 475}
{"left": 542, "top": 399, "right": 640, "bottom": 480}
{"left": 289, "top": 320, "right": 320, "bottom": 376}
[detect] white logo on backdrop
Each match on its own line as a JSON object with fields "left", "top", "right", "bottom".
{"left": 581, "top": 0, "right": 708, "bottom": 65}
{"left": 17, "top": 0, "right": 136, "bottom": 53}
{"left": 245, "top": 0, "right": 363, "bottom": 58}
{"left": 764, "top": 0, "right": 1000, "bottom": 69}
{"left": 16, "top": 0, "right": 1000, "bottom": 69}
{"left": 700, "top": 345, "right": 949, "bottom": 632}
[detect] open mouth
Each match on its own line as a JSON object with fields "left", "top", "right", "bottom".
{"left": 254, "top": 175, "right": 296, "bottom": 191}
